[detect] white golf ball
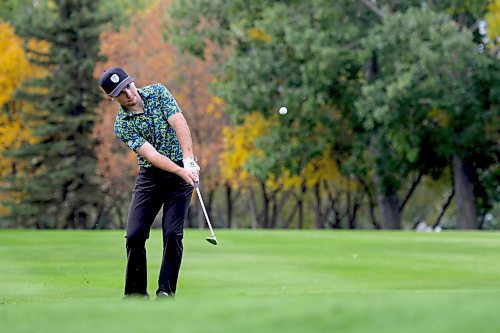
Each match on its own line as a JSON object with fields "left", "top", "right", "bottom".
{"left": 279, "top": 106, "right": 288, "bottom": 115}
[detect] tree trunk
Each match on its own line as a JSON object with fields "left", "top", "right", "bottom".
{"left": 298, "top": 197, "right": 304, "bottom": 229}
{"left": 349, "top": 202, "right": 360, "bottom": 229}
{"left": 452, "top": 155, "right": 478, "bottom": 229}
{"left": 260, "top": 181, "right": 270, "bottom": 228}
{"left": 283, "top": 202, "right": 299, "bottom": 228}
{"left": 348, "top": 191, "right": 364, "bottom": 229}
{"left": 373, "top": 173, "right": 401, "bottom": 229}
{"left": 283, "top": 185, "right": 305, "bottom": 229}
{"left": 115, "top": 204, "right": 125, "bottom": 229}
{"left": 272, "top": 188, "right": 291, "bottom": 228}
{"left": 226, "top": 184, "right": 233, "bottom": 228}
{"left": 358, "top": 177, "right": 380, "bottom": 229}
{"left": 370, "top": 121, "right": 401, "bottom": 229}
{"left": 313, "top": 184, "right": 324, "bottom": 229}
{"left": 271, "top": 199, "right": 279, "bottom": 229}
{"left": 377, "top": 190, "right": 401, "bottom": 229}
{"left": 248, "top": 187, "right": 259, "bottom": 229}
{"left": 331, "top": 203, "right": 342, "bottom": 229}
{"left": 298, "top": 182, "right": 306, "bottom": 229}
{"left": 368, "top": 197, "right": 380, "bottom": 229}
{"left": 92, "top": 205, "right": 105, "bottom": 229}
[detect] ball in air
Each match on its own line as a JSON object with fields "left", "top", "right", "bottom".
{"left": 279, "top": 106, "right": 288, "bottom": 115}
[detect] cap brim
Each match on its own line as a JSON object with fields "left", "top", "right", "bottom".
{"left": 109, "top": 76, "right": 134, "bottom": 97}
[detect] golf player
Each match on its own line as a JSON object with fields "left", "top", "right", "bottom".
{"left": 99, "top": 66, "right": 200, "bottom": 300}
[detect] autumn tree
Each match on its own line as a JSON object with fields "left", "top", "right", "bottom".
{"left": 219, "top": 112, "right": 275, "bottom": 228}
{"left": 4, "top": 0, "right": 109, "bottom": 228}
{"left": 95, "top": 0, "right": 224, "bottom": 228}
{"left": 0, "top": 21, "right": 44, "bottom": 221}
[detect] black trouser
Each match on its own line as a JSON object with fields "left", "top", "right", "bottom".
{"left": 124, "top": 164, "right": 193, "bottom": 296}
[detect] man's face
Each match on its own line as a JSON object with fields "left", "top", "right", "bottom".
{"left": 113, "top": 82, "right": 139, "bottom": 107}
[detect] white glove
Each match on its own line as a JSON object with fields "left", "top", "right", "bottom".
{"left": 183, "top": 158, "right": 200, "bottom": 175}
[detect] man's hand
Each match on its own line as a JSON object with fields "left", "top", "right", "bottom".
{"left": 183, "top": 158, "right": 200, "bottom": 176}
{"left": 177, "top": 167, "right": 198, "bottom": 186}
{"left": 137, "top": 142, "right": 199, "bottom": 186}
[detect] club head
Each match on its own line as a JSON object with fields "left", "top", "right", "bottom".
{"left": 206, "top": 236, "right": 218, "bottom": 245}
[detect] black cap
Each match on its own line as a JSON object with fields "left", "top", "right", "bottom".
{"left": 99, "top": 67, "right": 134, "bottom": 97}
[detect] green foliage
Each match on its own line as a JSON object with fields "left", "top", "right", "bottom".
{"left": 168, "top": 0, "right": 497, "bottom": 228}
{"left": 357, "top": 7, "right": 498, "bottom": 210}
{"left": 0, "top": 0, "right": 155, "bottom": 32}
{"left": 3, "top": 0, "right": 109, "bottom": 228}
{"left": 169, "top": 0, "right": 372, "bottom": 181}
{"left": 0, "top": 0, "right": 49, "bottom": 29}
{"left": 166, "top": 0, "right": 279, "bottom": 58}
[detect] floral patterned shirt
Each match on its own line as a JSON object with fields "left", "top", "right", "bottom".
{"left": 114, "top": 83, "right": 183, "bottom": 167}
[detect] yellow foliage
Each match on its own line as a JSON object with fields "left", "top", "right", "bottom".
{"left": 487, "top": 0, "right": 500, "bottom": 41}
{"left": 0, "top": 23, "right": 30, "bottom": 106}
{"left": 220, "top": 114, "right": 360, "bottom": 193}
{"left": 0, "top": 21, "right": 45, "bottom": 215}
{"left": 0, "top": 22, "right": 46, "bottom": 106}
{"left": 205, "top": 95, "right": 225, "bottom": 119}
{"left": 301, "top": 148, "right": 359, "bottom": 192}
{"left": 267, "top": 169, "right": 301, "bottom": 189}
{"left": 247, "top": 27, "right": 273, "bottom": 42}
{"left": 219, "top": 112, "right": 274, "bottom": 188}
{"left": 301, "top": 150, "right": 340, "bottom": 189}
{"left": 265, "top": 147, "right": 360, "bottom": 192}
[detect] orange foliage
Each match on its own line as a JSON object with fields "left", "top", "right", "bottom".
{"left": 94, "top": 0, "right": 226, "bottom": 192}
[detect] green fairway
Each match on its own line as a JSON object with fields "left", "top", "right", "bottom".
{"left": 1, "top": 230, "right": 500, "bottom": 332}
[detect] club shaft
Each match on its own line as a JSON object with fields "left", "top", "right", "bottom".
{"left": 195, "top": 187, "right": 216, "bottom": 238}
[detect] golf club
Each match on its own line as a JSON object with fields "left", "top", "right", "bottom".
{"left": 194, "top": 181, "right": 218, "bottom": 245}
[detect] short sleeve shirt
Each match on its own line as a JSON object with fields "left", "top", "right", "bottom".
{"left": 114, "top": 83, "right": 183, "bottom": 167}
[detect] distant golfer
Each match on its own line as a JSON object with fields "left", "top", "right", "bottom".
{"left": 99, "top": 67, "right": 200, "bottom": 300}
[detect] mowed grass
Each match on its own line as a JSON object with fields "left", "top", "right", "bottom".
{"left": 1, "top": 229, "right": 500, "bottom": 333}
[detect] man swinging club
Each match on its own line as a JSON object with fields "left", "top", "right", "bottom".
{"left": 99, "top": 67, "right": 200, "bottom": 300}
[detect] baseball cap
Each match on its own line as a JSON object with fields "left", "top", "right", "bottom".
{"left": 99, "top": 67, "right": 134, "bottom": 97}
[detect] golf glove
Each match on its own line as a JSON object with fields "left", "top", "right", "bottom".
{"left": 183, "top": 158, "right": 200, "bottom": 175}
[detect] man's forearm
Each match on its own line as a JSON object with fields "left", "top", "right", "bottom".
{"left": 138, "top": 142, "right": 183, "bottom": 174}
{"left": 169, "top": 113, "right": 195, "bottom": 159}
{"left": 149, "top": 152, "right": 184, "bottom": 173}
{"left": 177, "top": 126, "right": 194, "bottom": 159}
{"left": 138, "top": 142, "right": 197, "bottom": 185}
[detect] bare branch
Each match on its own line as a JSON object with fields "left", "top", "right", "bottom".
{"left": 359, "top": 0, "right": 385, "bottom": 20}
{"left": 399, "top": 171, "right": 423, "bottom": 212}
{"left": 433, "top": 189, "right": 455, "bottom": 228}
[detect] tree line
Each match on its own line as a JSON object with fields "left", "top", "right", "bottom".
{"left": 0, "top": 0, "right": 498, "bottom": 229}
